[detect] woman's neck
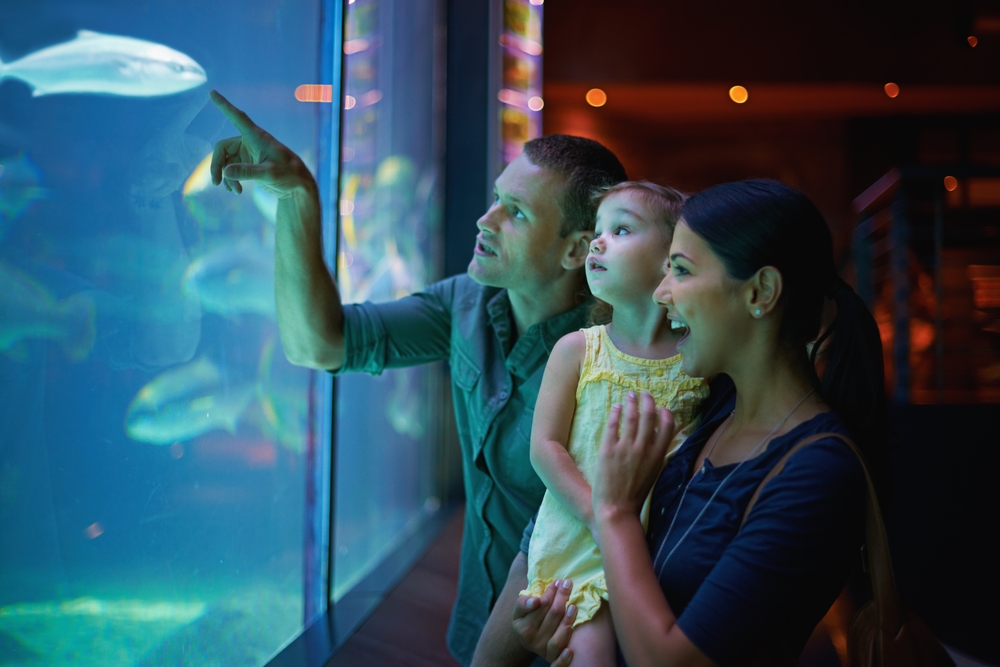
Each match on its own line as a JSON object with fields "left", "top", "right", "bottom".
{"left": 727, "top": 344, "right": 821, "bottom": 433}
{"left": 604, "top": 299, "right": 680, "bottom": 360}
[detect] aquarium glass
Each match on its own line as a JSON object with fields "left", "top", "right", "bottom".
{"left": 0, "top": 1, "right": 331, "bottom": 665}
{"left": 333, "top": 0, "right": 446, "bottom": 602}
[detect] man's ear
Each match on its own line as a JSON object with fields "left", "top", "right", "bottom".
{"left": 746, "top": 266, "right": 783, "bottom": 318}
{"left": 562, "top": 230, "right": 592, "bottom": 270}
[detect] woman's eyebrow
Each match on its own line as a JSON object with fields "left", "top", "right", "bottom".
{"left": 670, "top": 252, "right": 692, "bottom": 263}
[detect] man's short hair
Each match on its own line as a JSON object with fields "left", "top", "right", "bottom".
{"left": 522, "top": 135, "right": 628, "bottom": 237}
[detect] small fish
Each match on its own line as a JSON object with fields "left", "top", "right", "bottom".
{"left": 0, "top": 261, "right": 95, "bottom": 361}
{"left": 0, "top": 30, "right": 206, "bottom": 97}
{"left": 126, "top": 356, "right": 255, "bottom": 445}
{"left": 0, "top": 152, "right": 48, "bottom": 239}
{"left": 182, "top": 237, "right": 275, "bottom": 317}
{"left": 126, "top": 385, "right": 255, "bottom": 445}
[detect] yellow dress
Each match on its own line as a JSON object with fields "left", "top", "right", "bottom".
{"left": 520, "top": 325, "right": 708, "bottom": 626}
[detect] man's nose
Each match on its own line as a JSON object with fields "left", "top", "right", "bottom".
{"left": 476, "top": 202, "right": 502, "bottom": 233}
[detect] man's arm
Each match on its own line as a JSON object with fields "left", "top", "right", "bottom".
{"left": 209, "top": 90, "right": 345, "bottom": 370}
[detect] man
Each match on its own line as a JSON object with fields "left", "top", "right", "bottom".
{"left": 208, "top": 90, "right": 627, "bottom": 664}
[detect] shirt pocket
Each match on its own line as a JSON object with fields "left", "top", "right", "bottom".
{"left": 451, "top": 349, "right": 482, "bottom": 392}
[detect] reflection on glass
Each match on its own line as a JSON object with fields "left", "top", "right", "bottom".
{"left": 0, "top": 2, "right": 324, "bottom": 665}
{"left": 333, "top": 0, "right": 445, "bottom": 601}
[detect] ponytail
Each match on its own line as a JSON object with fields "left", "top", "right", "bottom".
{"left": 813, "top": 279, "right": 891, "bottom": 497}
{"left": 683, "top": 179, "right": 892, "bottom": 498}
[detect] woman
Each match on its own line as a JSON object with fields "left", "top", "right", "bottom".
{"left": 503, "top": 179, "right": 889, "bottom": 666}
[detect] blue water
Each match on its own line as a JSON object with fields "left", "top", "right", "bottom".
{"left": 0, "top": 1, "right": 445, "bottom": 665}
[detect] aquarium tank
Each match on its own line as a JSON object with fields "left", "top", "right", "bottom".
{"left": 0, "top": 0, "right": 446, "bottom": 664}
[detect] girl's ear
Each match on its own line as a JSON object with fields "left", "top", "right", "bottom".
{"left": 562, "top": 230, "right": 592, "bottom": 270}
{"left": 746, "top": 266, "right": 783, "bottom": 318}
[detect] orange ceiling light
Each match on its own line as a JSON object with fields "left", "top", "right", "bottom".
{"left": 295, "top": 84, "right": 332, "bottom": 103}
{"left": 729, "top": 85, "right": 749, "bottom": 104}
{"left": 944, "top": 176, "right": 958, "bottom": 192}
{"left": 884, "top": 82, "right": 900, "bottom": 98}
{"left": 968, "top": 35, "right": 979, "bottom": 47}
{"left": 586, "top": 88, "right": 607, "bottom": 107}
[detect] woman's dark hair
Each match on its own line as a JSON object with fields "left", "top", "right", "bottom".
{"left": 587, "top": 181, "right": 686, "bottom": 325}
{"left": 681, "top": 179, "right": 890, "bottom": 492}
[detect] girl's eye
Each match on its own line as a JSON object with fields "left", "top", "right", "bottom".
{"left": 613, "top": 226, "right": 628, "bottom": 236}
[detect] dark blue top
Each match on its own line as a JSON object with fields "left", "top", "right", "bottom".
{"left": 646, "top": 375, "right": 866, "bottom": 665}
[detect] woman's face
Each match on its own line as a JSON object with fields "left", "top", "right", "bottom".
{"left": 654, "top": 220, "right": 751, "bottom": 378}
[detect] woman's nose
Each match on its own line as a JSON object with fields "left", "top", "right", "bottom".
{"left": 653, "top": 271, "right": 673, "bottom": 307}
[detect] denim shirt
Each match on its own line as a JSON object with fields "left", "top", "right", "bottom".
{"left": 334, "top": 273, "right": 590, "bottom": 665}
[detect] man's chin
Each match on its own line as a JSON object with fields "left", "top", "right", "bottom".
{"left": 467, "top": 257, "right": 505, "bottom": 287}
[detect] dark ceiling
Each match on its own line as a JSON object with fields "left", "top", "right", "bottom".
{"left": 544, "top": 0, "right": 1000, "bottom": 85}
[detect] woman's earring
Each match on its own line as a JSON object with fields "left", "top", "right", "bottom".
{"left": 754, "top": 309, "right": 761, "bottom": 317}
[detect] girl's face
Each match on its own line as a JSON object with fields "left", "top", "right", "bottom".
{"left": 587, "top": 190, "right": 672, "bottom": 308}
{"left": 654, "top": 220, "right": 751, "bottom": 378}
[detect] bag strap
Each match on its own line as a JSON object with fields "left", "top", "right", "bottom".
{"left": 739, "top": 432, "right": 903, "bottom": 637}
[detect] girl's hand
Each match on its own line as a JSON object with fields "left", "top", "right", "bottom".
{"left": 592, "top": 391, "right": 675, "bottom": 526}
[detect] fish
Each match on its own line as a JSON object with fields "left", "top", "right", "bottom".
{"left": 0, "top": 30, "right": 206, "bottom": 97}
{"left": 182, "top": 237, "right": 275, "bottom": 317}
{"left": 125, "top": 356, "right": 255, "bottom": 445}
{"left": 0, "top": 261, "right": 96, "bottom": 361}
{"left": 248, "top": 337, "right": 307, "bottom": 453}
{"left": 0, "top": 152, "right": 48, "bottom": 239}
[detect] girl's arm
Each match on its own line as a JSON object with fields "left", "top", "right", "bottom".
{"left": 529, "top": 331, "right": 596, "bottom": 532}
{"left": 594, "top": 393, "right": 716, "bottom": 667}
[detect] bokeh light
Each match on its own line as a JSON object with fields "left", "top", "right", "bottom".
{"left": 884, "top": 82, "right": 900, "bottom": 98}
{"left": 944, "top": 176, "right": 958, "bottom": 192}
{"left": 294, "top": 84, "right": 332, "bottom": 103}
{"left": 344, "top": 95, "right": 357, "bottom": 110}
{"left": 528, "top": 96, "right": 544, "bottom": 111}
{"left": 729, "top": 85, "right": 749, "bottom": 104}
{"left": 968, "top": 35, "right": 978, "bottom": 47}
{"left": 586, "top": 88, "right": 607, "bottom": 107}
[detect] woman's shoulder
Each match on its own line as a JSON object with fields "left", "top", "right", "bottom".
{"left": 761, "top": 412, "right": 867, "bottom": 505}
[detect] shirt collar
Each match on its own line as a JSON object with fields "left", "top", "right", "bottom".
{"left": 487, "top": 289, "right": 592, "bottom": 356}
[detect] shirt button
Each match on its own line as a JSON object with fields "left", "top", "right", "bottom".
{"left": 499, "top": 391, "right": 508, "bottom": 400}
{"left": 660, "top": 507, "right": 665, "bottom": 516}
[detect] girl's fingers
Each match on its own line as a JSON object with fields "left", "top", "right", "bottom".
{"left": 656, "top": 406, "right": 675, "bottom": 451}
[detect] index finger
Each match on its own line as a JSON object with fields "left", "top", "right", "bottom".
{"left": 210, "top": 89, "right": 259, "bottom": 136}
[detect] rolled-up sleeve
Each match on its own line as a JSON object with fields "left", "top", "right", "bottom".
{"left": 334, "top": 278, "right": 455, "bottom": 376}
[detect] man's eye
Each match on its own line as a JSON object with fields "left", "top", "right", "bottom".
{"left": 513, "top": 208, "right": 526, "bottom": 220}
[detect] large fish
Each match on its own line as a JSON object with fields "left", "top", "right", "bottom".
{"left": 0, "top": 30, "right": 206, "bottom": 97}
{"left": 0, "top": 261, "right": 96, "bottom": 361}
{"left": 182, "top": 237, "right": 275, "bottom": 318}
{"left": 125, "top": 356, "right": 255, "bottom": 445}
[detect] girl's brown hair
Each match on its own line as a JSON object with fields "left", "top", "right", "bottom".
{"left": 588, "top": 181, "right": 687, "bottom": 325}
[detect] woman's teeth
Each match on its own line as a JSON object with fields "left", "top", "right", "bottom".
{"left": 671, "top": 320, "right": 688, "bottom": 334}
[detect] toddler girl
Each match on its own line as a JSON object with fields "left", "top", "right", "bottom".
{"left": 520, "top": 182, "right": 708, "bottom": 666}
